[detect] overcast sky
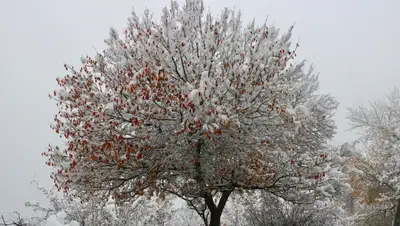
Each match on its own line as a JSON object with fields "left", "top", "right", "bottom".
{"left": 1, "top": 0, "right": 399, "bottom": 217}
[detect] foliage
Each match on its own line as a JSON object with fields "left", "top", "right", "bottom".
{"left": 45, "top": 0, "right": 349, "bottom": 224}
{"left": 240, "top": 192, "right": 344, "bottom": 226}
{"left": 24, "top": 180, "right": 188, "bottom": 226}
{"left": 348, "top": 88, "right": 400, "bottom": 225}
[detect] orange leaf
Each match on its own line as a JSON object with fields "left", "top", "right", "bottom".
{"left": 214, "top": 129, "right": 222, "bottom": 135}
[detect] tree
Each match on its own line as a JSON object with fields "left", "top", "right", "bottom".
{"left": 26, "top": 179, "right": 187, "bottom": 226}
{"left": 26, "top": 180, "right": 114, "bottom": 226}
{"left": 240, "top": 191, "right": 344, "bottom": 226}
{"left": 342, "top": 153, "right": 394, "bottom": 226}
{"left": 25, "top": 179, "right": 185, "bottom": 226}
{"left": 45, "top": 0, "right": 349, "bottom": 225}
{"left": 0, "top": 213, "right": 27, "bottom": 226}
{"left": 218, "top": 190, "right": 347, "bottom": 226}
{"left": 348, "top": 88, "right": 400, "bottom": 226}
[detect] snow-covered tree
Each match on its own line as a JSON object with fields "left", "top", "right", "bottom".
{"left": 0, "top": 212, "right": 27, "bottom": 226}
{"left": 25, "top": 180, "right": 184, "bottom": 226}
{"left": 45, "top": 0, "right": 349, "bottom": 225}
{"left": 348, "top": 88, "right": 400, "bottom": 226}
{"left": 239, "top": 191, "right": 345, "bottom": 226}
{"left": 25, "top": 180, "right": 116, "bottom": 226}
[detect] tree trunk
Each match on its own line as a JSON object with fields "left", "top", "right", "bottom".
{"left": 209, "top": 210, "right": 222, "bottom": 226}
{"left": 204, "top": 190, "right": 232, "bottom": 226}
{"left": 394, "top": 199, "right": 400, "bottom": 226}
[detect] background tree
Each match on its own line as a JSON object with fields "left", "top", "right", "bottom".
{"left": 348, "top": 88, "right": 400, "bottom": 226}
{"left": 338, "top": 151, "right": 393, "bottom": 226}
{"left": 240, "top": 192, "right": 344, "bottom": 226}
{"left": 0, "top": 212, "right": 27, "bottom": 226}
{"left": 25, "top": 179, "right": 184, "bottom": 226}
{"left": 46, "top": 0, "right": 349, "bottom": 225}
{"left": 26, "top": 180, "right": 114, "bottom": 226}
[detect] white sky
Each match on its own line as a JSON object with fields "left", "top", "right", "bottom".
{"left": 1, "top": 0, "right": 399, "bottom": 217}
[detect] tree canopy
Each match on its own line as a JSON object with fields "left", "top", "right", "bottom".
{"left": 45, "top": 0, "right": 349, "bottom": 225}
